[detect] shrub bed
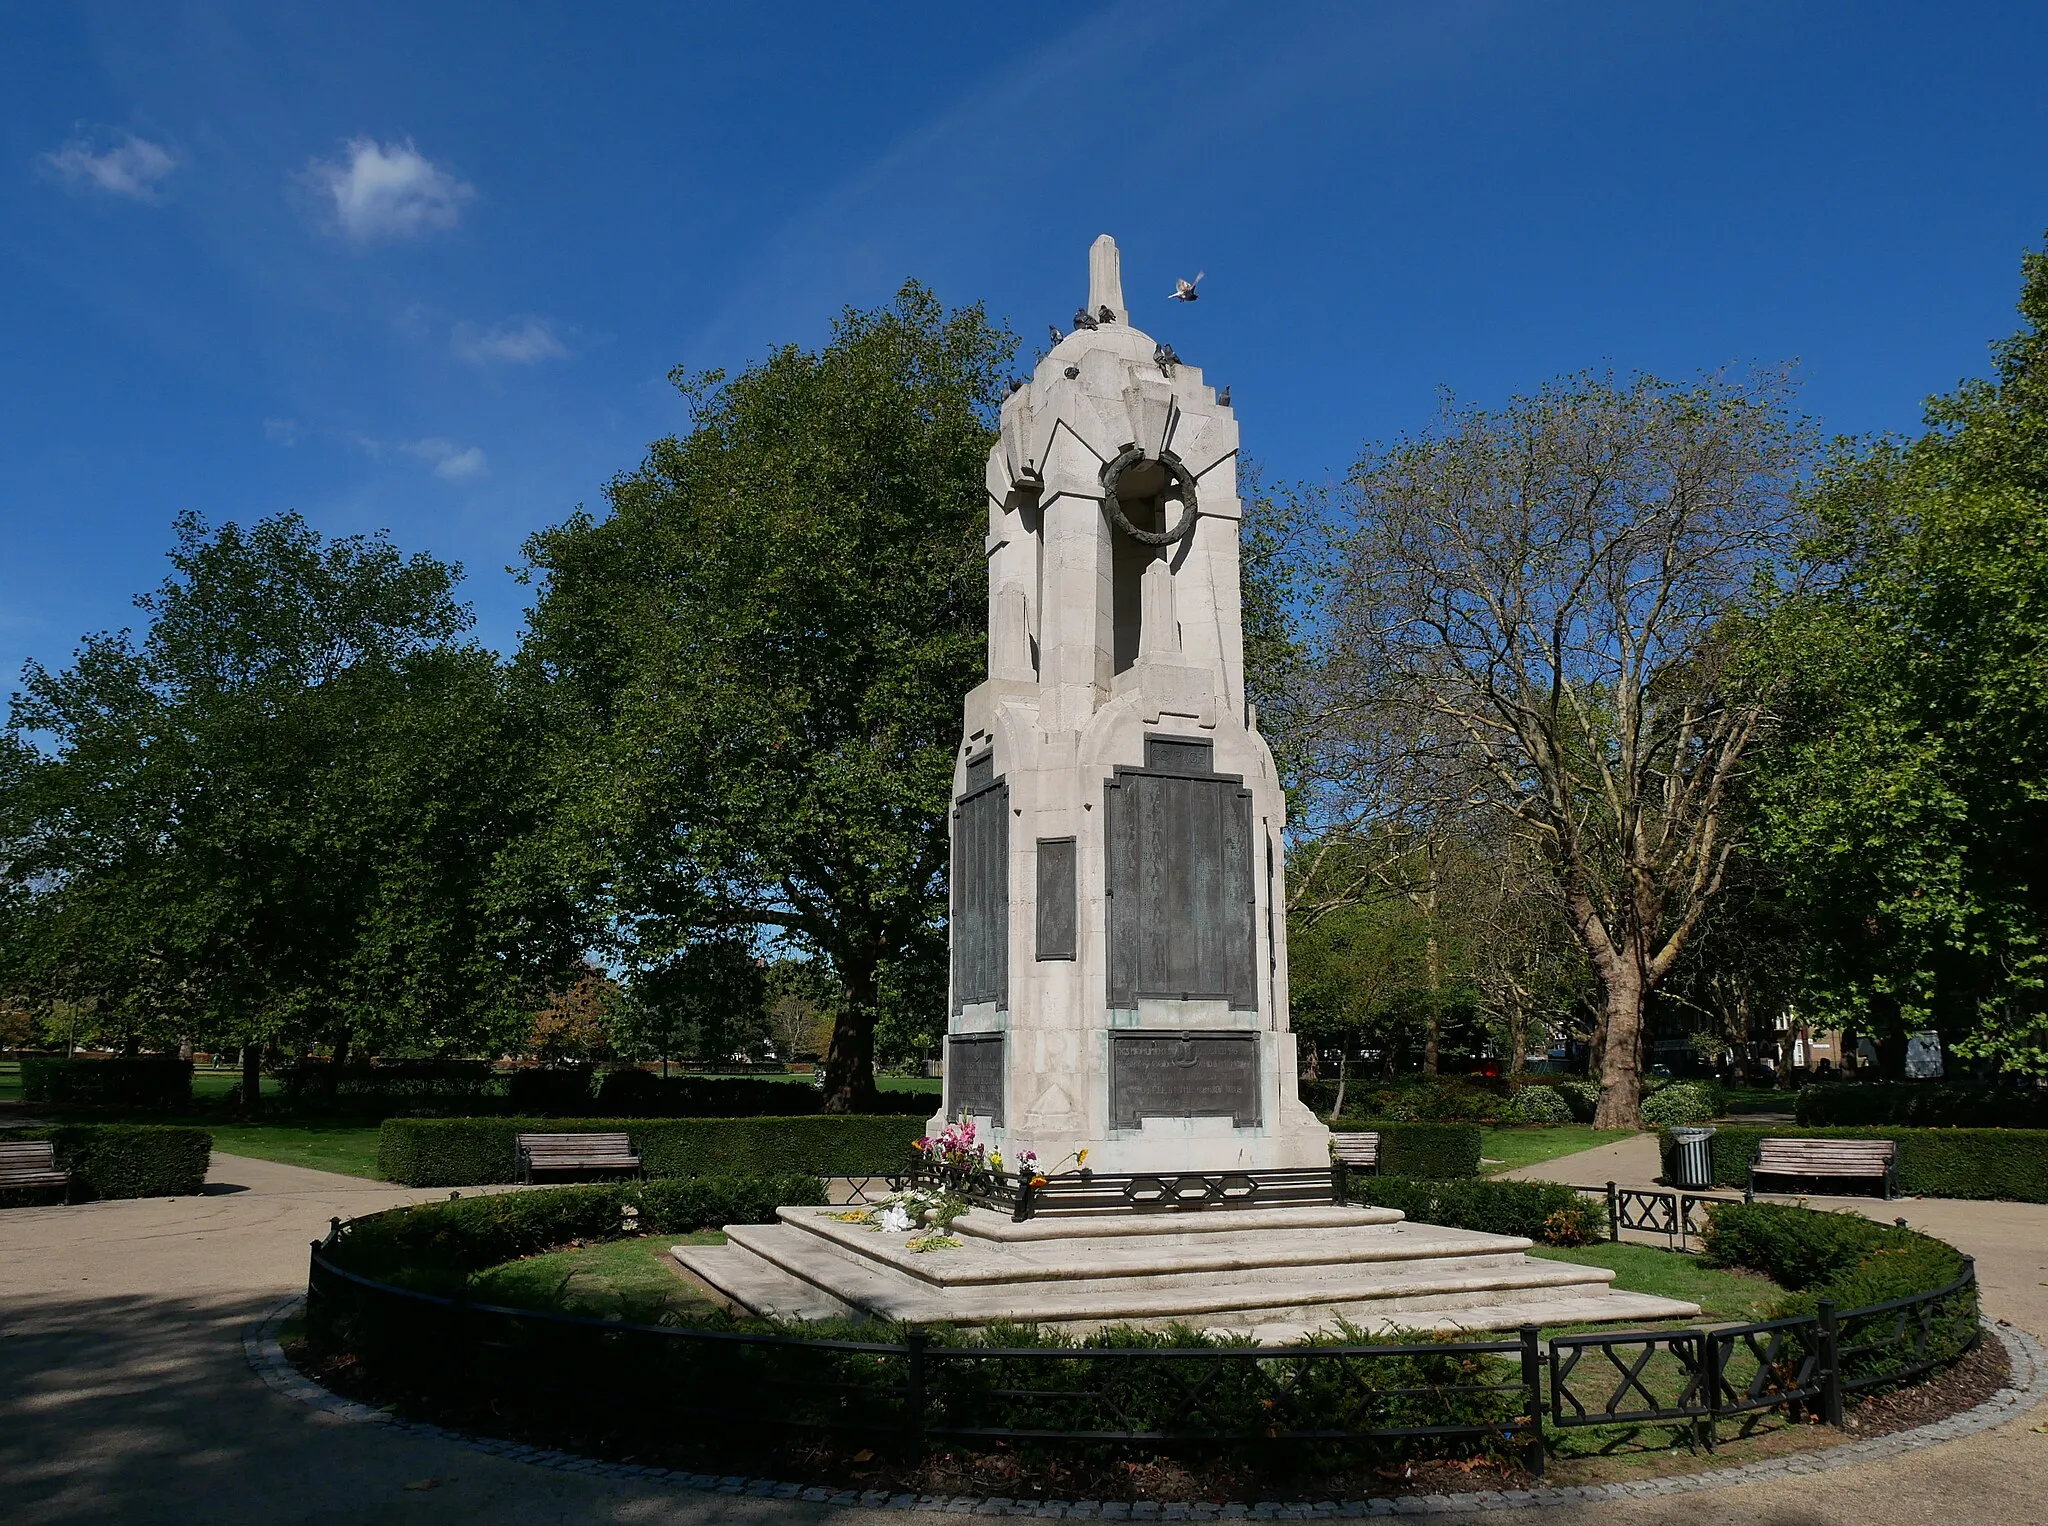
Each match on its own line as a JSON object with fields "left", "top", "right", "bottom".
{"left": 1660, "top": 1124, "right": 2048, "bottom": 1202}
{"left": 1640, "top": 1080, "right": 1723, "bottom": 1126}
{"left": 595, "top": 1069, "right": 933, "bottom": 1117}
{"left": 21, "top": 1057, "right": 193, "bottom": 1110}
{"left": 329, "top": 1174, "right": 824, "bottom": 1286}
{"left": 1331, "top": 1121, "right": 1482, "bottom": 1178}
{"left": 2, "top": 1124, "right": 211, "bottom": 1201}
{"left": 376, "top": 1114, "right": 929, "bottom": 1187}
{"left": 1701, "top": 1201, "right": 1976, "bottom": 1385}
{"left": 1354, "top": 1177, "right": 1606, "bottom": 1246}
{"left": 281, "top": 1060, "right": 501, "bottom": 1114}
{"left": 1502, "top": 1085, "right": 1572, "bottom": 1125}
{"left": 1796, "top": 1082, "right": 2048, "bottom": 1130}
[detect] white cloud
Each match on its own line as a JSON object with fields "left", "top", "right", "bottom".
{"left": 305, "top": 137, "right": 474, "bottom": 243}
{"left": 453, "top": 316, "right": 568, "bottom": 365}
{"left": 44, "top": 132, "right": 178, "bottom": 201}
{"left": 402, "top": 437, "right": 487, "bottom": 480}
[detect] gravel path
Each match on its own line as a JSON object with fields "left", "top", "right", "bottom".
{"left": 2, "top": 1146, "right": 2044, "bottom": 1524}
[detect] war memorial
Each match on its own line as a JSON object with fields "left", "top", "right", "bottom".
{"left": 676, "top": 239, "right": 1697, "bottom": 1340}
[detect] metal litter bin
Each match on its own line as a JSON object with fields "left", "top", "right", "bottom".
{"left": 1672, "top": 1125, "right": 1717, "bottom": 1190}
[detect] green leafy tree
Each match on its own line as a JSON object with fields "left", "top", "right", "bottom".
{"left": 0, "top": 512, "right": 579, "bottom": 1106}
{"left": 1748, "top": 237, "right": 2048, "bottom": 1076}
{"left": 522, "top": 283, "right": 1013, "bottom": 1111}
{"left": 1325, "top": 370, "right": 1818, "bottom": 1125}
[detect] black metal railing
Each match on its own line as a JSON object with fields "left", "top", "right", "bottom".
{"left": 1571, "top": 1182, "right": 1743, "bottom": 1252}
{"left": 1547, "top": 1260, "right": 1978, "bottom": 1444}
{"left": 303, "top": 1215, "right": 1979, "bottom": 1474}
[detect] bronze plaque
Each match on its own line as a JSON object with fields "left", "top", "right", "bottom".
{"left": 946, "top": 1033, "right": 1005, "bottom": 1124}
{"left": 1109, "top": 1031, "right": 1260, "bottom": 1130}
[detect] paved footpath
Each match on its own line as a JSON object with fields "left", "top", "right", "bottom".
{"left": 2, "top": 1147, "right": 2045, "bottom": 1525}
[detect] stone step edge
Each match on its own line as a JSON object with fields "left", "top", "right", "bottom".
{"left": 719, "top": 1224, "right": 1626, "bottom": 1325}
{"left": 776, "top": 1206, "right": 1542, "bottom": 1288}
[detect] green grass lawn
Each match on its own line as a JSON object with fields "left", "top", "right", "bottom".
{"left": 0, "top": 1061, "right": 19, "bottom": 1102}
{"left": 467, "top": 1232, "right": 729, "bottom": 1321}
{"left": 1530, "top": 1241, "right": 1782, "bottom": 1323}
{"left": 1480, "top": 1126, "right": 1639, "bottom": 1175}
{"left": 1720, "top": 1085, "right": 1796, "bottom": 1115}
{"left": 205, "top": 1121, "right": 385, "bottom": 1178}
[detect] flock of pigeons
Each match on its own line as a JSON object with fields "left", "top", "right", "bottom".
{"left": 1029, "top": 270, "right": 1224, "bottom": 404}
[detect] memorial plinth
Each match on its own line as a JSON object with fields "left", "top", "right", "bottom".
{"left": 683, "top": 237, "right": 1698, "bottom": 1338}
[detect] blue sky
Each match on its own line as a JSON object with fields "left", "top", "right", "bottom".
{"left": 4, "top": 2, "right": 2046, "bottom": 689}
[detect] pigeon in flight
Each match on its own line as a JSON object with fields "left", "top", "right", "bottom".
{"left": 1098, "top": 305, "right": 1116, "bottom": 324}
{"left": 1169, "top": 271, "right": 1205, "bottom": 302}
{"left": 1072, "top": 307, "right": 1099, "bottom": 331}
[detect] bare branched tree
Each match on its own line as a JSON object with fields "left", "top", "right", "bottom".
{"left": 1325, "top": 369, "right": 1814, "bottom": 1125}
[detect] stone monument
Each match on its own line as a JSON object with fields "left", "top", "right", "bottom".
{"left": 943, "top": 232, "right": 1329, "bottom": 1177}
{"left": 675, "top": 240, "right": 1699, "bottom": 1339}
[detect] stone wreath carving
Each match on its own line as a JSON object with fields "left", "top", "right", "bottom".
{"left": 1100, "top": 445, "right": 1199, "bottom": 546}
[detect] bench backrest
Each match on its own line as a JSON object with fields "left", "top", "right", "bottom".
{"left": 1330, "top": 1132, "right": 1381, "bottom": 1166}
{"left": 1756, "top": 1137, "right": 1896, "bottom": 1173}
{"left": 0, "top": 1140, "right": 65, "bottom": 1182}
{"left": 517, "top": 1132, "right": 638, "bottom": 1161}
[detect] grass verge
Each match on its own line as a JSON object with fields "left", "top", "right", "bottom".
{"left": 207, "top": 1122, "right": 384, "bottom": 1178}
{"left": 1479, "top": 1126, "right": 1638, "bottom": 1175}
{"left": 467, "top": 1232, "right": 729, "bottom": 1321}
{"left": 1529, "top": 1241, "right": 1782, "bottom": 1323}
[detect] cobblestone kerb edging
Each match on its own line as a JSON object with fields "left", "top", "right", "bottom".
{"left": 245, "top": 1300, "right": 2046, "bottom": 1517}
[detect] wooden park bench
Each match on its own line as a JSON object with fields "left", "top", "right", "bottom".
{"left": 1747, "top": 1137, "right": 1898, "bottom": 1201}
{"left": 0, "top": 1140, "right": 72, "bottom": 1198}
{"left": 514, "top": 1132, "right": 643, "bottom": 1184}
{"left": 1330, "top": 1131, "right": 1382, "bottom": 1175}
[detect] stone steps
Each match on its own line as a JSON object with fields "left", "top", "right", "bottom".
{"left": 781, "top": 1206, "right": 1546, "bottom": 1288}
{"left": 677, "top": 1204, "right": 1701, "bottom": 1341}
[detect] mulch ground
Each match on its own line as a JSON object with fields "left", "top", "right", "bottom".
{"left": 283, "top": 1327, "right": 2011, "bottom": 1504}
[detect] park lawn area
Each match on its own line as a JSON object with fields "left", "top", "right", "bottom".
{"left": 206, "top": 1121, "right": 385, "bottom": 1178}
{"left": 1480, "top": 1126, "right": 1638, "bottom": 1175}
{"left": 468, "top": 1232, "right": 729, "bottom": 1321}
{"left": 1531, "top": 1241, "right": 1783, "bottom": 1323}
{"left": 0, "top": 1061, "right": 19, "bottom": 1101}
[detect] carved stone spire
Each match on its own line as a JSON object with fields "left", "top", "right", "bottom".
{"left": 1088, "top": 233, "right": 1128, "bottom": 325}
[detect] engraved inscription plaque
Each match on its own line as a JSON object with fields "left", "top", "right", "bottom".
{"left": 946, "top": 1033, "right": 1005, "bottom": 1124}
{"left": 1109, "top": 1030, "right": 1260, "bottom": 1130}
{"left": 1036, "top": 836, "right": 1077, "bottom": 960}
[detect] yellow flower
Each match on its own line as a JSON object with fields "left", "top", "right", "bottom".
{"left": 1076, "top": 1149, "right": 1089, "bottom": 1166}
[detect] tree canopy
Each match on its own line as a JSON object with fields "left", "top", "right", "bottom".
{"left": 520, "top": 282, "right": 1014, "bottom": 1111}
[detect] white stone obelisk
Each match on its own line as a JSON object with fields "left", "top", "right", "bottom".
{"left": 940, "top": 236, "right": 1330, "bottom": 1175}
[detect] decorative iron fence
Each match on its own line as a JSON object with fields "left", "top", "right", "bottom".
{"left": 1569, "top": 1182, "right": 1744, "bottom": 1252}
{"left": 302, "top": 1217, "right": 1977, "bottom": 1475}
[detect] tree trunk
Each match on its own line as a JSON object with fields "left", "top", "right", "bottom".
{"left": 330, "top": 1027, "right": 351, "bottom": 1072}
{"left": 1420, "top": 865, "right": 1442, "bottom": 1075}
{"left": 1329, "top": 1048, "right": 1349, "bottom": 1122}
{"left": 820, "top": 950, "right": 881, "bottom": 1114}
{"left": 240, "top": 1043, "right": 264, "bottom": 1117}
{"left": 1591, "top": 965, "right": 1647, "bottom": 1128}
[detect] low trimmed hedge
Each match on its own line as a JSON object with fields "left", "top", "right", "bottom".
{"left": 595, "top": 1069, "right": 934, "bottom": 1118}
{"left": 1354, "top": 1176, "right": 1606, "bottom": 1245}
{"left": 329, "top": 1174, "right": 824, "bottom": 1285}
{"left": 20, "top": 1057, "right": 193, "bottom": 1110}
{"left": 1796, "top": 1082, "right": 2048, "bottom": 1130}
{"left": 2, "top": 1124, "right": 211, "bottom": 1201}
{"left": 1331, "top": 1120, "right": 1482, "bottom": 1178}
{"left": 1701, "top": 1200, "right": 1975, "bottom": 1385}
{"left": 376, "top": 1114, "right": 929, "bottom": 1187}
{"left": 1659, "top": 1124, "right": 2048, "bottom": 1203}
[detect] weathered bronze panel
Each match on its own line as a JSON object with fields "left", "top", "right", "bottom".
{"left": 1036, "top": 836, "right": 1077, "bottom": 961}
{"left": 1103, "top": 766, "right": 1257, "bottom": 1009}
{"left": 1108, "top": 1030, "right": 1260, "bottom": 1130}
{"left": 951, "top": 773, "right": 1009, "bottom": 1011}
{"left": 946, "top": 1033, "right": 1005, "bottom": 1124}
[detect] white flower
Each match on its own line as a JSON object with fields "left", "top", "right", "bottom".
{"left": 878, "top": 1204, "right": 915, "bottom": 1233}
